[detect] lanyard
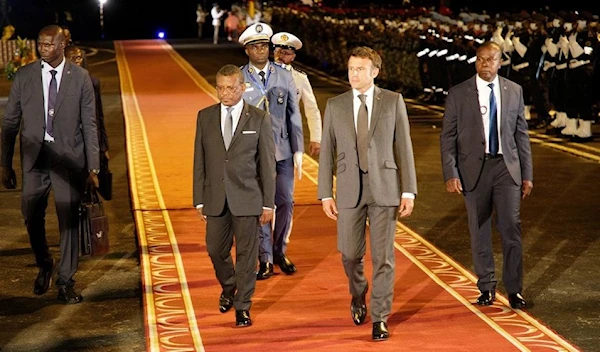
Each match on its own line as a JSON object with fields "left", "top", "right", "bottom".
{"left": 248, "top": 68, "right": 271, "bottom": 96}
{"left": 247, "top": 67, "right": 271, "bottom": 113}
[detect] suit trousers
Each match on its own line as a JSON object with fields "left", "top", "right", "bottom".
{"left": 337, "top": 172, "right": 398, "bottom": 323}
{"left": 464, "top": 156, "right": 523, "bottom": 294}
{"left": 21, "top": 142, "right": 85, "bottom": 287}
{"left": 259, "top": 157, "right": 294, "bottom": 263}
{"left": 206, "top": 205, "right": 259, "bottom": 311}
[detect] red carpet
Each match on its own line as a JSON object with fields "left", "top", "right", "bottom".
{"left": 115, "top": 39, "right": 580, "bottom": 352}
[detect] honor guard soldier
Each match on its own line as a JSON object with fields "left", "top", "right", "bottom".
{"left": 238, "top": 23, "right": 305, "bottom": 279}
{"left": 561, "top": 13, "right": 597, "bottom": 141}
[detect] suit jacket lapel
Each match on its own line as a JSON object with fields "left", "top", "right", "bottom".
{"left": 369, "top": 86, "right": 383, "bottom": 141}
{"left": 467, "top": 76, "right": 485, "bottom": 141}
{"left": 54, "top": 61, "right": 73, "bottom": 117}
{"left": 340, "top": 91, "right": 356, "bottom": 143}
{"left": 499, "top": 76, "right": 509, "bottom": 137}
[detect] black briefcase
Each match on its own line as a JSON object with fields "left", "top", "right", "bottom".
{"left": 98, "top": 154, "right": 113, "bottom": 200}
{"left": 79, "top": 189, "right": 110, "bottom": 256}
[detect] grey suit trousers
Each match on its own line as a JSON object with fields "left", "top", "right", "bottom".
{"left": 21, "top": 142, "right": 84, "bottom": 287}
{"left": 337, "top": 172, "right": 398, "bottom": 323}
{"left": 464, "top": 156, "right": 523, "bottom": 294}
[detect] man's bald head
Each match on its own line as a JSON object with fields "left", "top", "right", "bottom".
{"left": 37, "top": 25, "right": 66, "bottom": 67}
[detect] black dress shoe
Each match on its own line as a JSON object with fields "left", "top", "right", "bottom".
{"left": 57, "top": 286, "right": 83, "bottom": 304}
{"left": 476, "top": 290, "right": 496, "bottom": 306}
{"left": 508, "top": 293, "right": 527, "bottom": 309}
{"left": 274, "top": 254, "right": 297, "bottom": 274}
{"left": 351, "top": 283, "right": 368, "bottom": 325}
{"left": 235, "top": 310, "right": 252, "bottom": 327}
{"left": 372, "top": 321, "right": 389, "bottom": 341}
{"left": 256, "top": 262, "right": 273, "bottom": 280}
{"left": 33, "top": 259, "right": 55, "bottom": 295}
{"left": 219, "top": 293, "right": 234, "bottom": 313}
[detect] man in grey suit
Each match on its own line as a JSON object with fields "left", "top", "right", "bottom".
{"left": 193, "top": 64, "right": 276, "bottom": 327}
{"left": 440, "top": 41, "right": 533, "bottom": 310}
{"left": 318, "top": 46, "right": 417, "bottom": 341}
{"left": 1, "top": 25, "right": 100, "bottom": 303}
{"left": 238, "top": 23, "right": 304, "bottom": 280}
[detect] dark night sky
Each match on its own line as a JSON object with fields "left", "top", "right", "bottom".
{"left": 5, "top": 0, "right": 599, "bottom": 41}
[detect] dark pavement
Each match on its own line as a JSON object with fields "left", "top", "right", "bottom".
{"left": 0, "top": 38, "right": 599, "bottom": 351}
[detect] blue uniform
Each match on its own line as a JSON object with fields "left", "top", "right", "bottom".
{"left": 241, "top": 61, "right": 304, "bottom": 263}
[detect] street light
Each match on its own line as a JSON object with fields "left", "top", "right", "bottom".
{"left": 99, "top": 0, "right": 107, "bottom": 39}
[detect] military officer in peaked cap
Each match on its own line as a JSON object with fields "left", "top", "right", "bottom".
{"left": 239, "top": 23, "right": 304, "bottom": 280}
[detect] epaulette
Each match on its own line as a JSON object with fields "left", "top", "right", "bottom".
{"left": 293, "top": 67, "right": 307, "bottom": 75}
{"left": 273, "top": 61, "right": 292, "bottom": 71}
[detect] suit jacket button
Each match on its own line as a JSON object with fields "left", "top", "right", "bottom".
{"left": 225, "top": 159, "right": 229, "bottom": 162}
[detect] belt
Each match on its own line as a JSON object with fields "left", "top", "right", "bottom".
{"left": 484, "top": 153, "right": 503, "bottom": 160}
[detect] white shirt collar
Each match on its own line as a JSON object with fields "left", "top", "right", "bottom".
{"left": 476, "top": 74, "right": 499, "bottom": 91}
{"left": 221, "top": 98, "right": 244, "bottom": 114}
{"left": 352, "top": 84, "right": 375, "bottom": 99}
{"left": 252, "top": 62, "right": 270, "bottom": 76}
{"left": 42, "top": 57, "right": 66, "bottom": 76}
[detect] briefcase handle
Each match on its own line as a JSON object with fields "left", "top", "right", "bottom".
{"left": 82, "top": 186, "right": 102, "bottom": 205}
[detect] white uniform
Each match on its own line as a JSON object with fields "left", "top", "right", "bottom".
{"left": 289, "top": 65, "right": 322, "bottom": 143}
{"left": 271, "top": 32, "right": 322, "bottom": 143}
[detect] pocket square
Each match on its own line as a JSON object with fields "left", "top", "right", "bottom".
{"left": 242, "top": 130, "right": 257, "bottom": 134}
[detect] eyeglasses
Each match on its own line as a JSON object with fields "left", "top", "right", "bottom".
{"left": 216, "top": 84, "right": 242, "bottom": 94}
{"left": 278, "top": 50, "right": 295, "bottom": 57}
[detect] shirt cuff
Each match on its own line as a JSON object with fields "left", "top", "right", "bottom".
{"left": 195, "top": 204, "right": 203, "bottom": 209}
{"left": 402, "top": 193, "right": 415, "bottom": 199}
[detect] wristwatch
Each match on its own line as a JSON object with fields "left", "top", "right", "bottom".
{"left": 89, "top": 169, "right": 100, "bottom": 175}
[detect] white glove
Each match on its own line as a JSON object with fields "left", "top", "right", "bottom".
{"left": 293, "top": 151, "right": 303, "bottom": 180}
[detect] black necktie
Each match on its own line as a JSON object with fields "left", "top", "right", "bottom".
{"left": 357, "top": 94, "right": 368, "bottom": 172}
{"left": 47, "top": 70, "right": 58, "bottom": 137}
{"left": 223, "top": 107, "right": 233, "bottom": 150}
{"left": 488, "top": 83, "right": 498, "bottom": 156}
{"left": 259, "top": 71, "right": 266, "bottom": 86}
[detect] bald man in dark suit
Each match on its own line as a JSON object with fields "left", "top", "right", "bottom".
{"left": 1, "top": 25, "right": 100, "bottom": 304}
{"left": 440, "top": 41, "right": 533, "bottom": 310}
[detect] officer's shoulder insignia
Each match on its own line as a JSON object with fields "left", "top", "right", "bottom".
{"left": 294, "top": 67, "right": 307, "bottom": 75}
{"left": 272, "top": 62, "right": 290, "bottom": 71}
